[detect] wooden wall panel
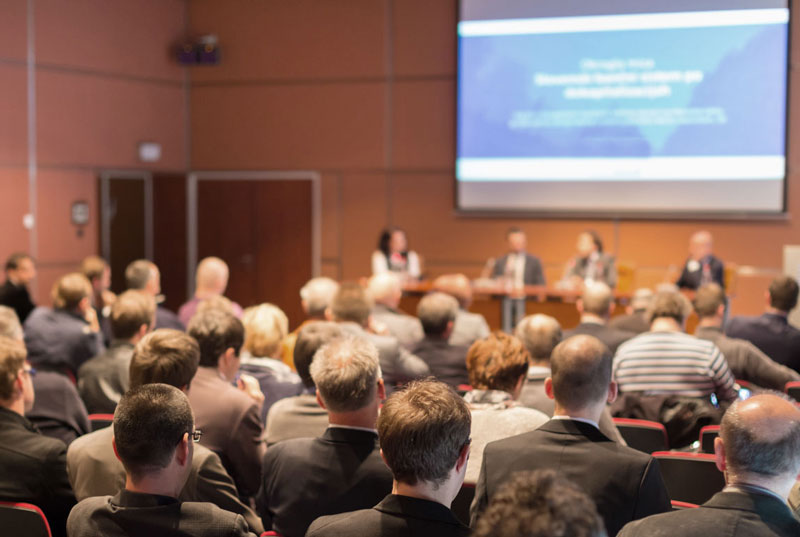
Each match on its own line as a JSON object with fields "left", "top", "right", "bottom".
{"left": 0, "top": 0, "right": 27, "bottom": 61}
{"left": 0, "top": 64, "right": 28, "bottom": 165}
{"left": 340, "top": 173, "right": 388, "bottom": 280}
{"left": 391, "top": 80, "right": 454, "bottom": 170}
{"left": 392, "top": 0, "right": 456, "bottom": 77}
{"left": 0, "top": 168, "right": 30, "bottom": 258}
{"left": 320, "top": 173, "right": 341, "bottom": 260}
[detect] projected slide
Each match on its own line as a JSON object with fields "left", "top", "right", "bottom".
{"left": 456, "top": 1, "right": 789, "bottom": 214}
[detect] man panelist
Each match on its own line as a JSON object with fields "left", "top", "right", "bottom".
{"left": 491, "top": 227, "right": 545, "bottom": 287}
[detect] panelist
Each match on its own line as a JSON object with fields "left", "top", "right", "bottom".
{"left": 562, "top": 231, "right": 617, "bottom": 289}
{"left": 676, "top": 231, "right": 724, "bottom": 290}
{"left": 491, "top": 227, "right": 545, "bottom": 287}
{"left": 371, "top": 228, "right": 421, "bottom": 282}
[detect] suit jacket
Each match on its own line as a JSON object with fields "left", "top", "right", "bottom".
{"left": 470, "top": 419, "right": 670, "bottom": 536}
{"left": 618, "top": 488, "right": 800, "bottom": 537}
{"left": 238, "top": 353, "right": 303, "bottom": 425}
{"left": 66, "top": 426, "right": 264, "bottom": 533}
{"left": 449, "top": 309, "right": 490, "bottom": 348}
{"left": 187, "top": 366, "right": 264, "bottom": 499}
{"left": 564, "top": 253, "right": 618, "bottom": 288}
{"left": 371, "top": 304, "right": 424, "bottom": 348}
{"left": 23, "top": 307, "right": 104, "bottom": 376}
{"left": 154, "top": 305, "right": 185, "bottom": 331}
{"left": 0, "top": 407, "right": 76, "bottom": 537}
{"left": 26, "top": 370, "right": 90, "bottom": 446}
{"left": 339, "top": 323, "right": 429, "bottom": 387}
{"left": 307, "top": 494, "right": 470, "bottom": 537}
{"left": 726, "top": 313, "right": 800, "bottom": 373}
{"left": 492, "top": 253, "right": 546, "bottom": 285}
{"left": 67, "top": 490, "right": 258, "bottom": 537}
{"left": 256, "top": 427, "right": 393, "bottom": 537}
{"left": 263, "top": 392, "right": 328, "bottom": 446}
{"left": 564, "top": 322, "right": 635, "bottom": 354}
{"left": 0, "top": 279, "right": 35, "bottom": 322}
{"left": 677, "top": 255, "right": 724, "bottom": 290}
{"left": 410, "top": 337, "right": 469, "bottom": 388}
{"left": 77, "top": 340, "right": 134, "bottom": 414}
{"left": 609, "top": 312, "right": 650, "bottom": 335}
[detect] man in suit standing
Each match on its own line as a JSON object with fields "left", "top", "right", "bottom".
{"left": 676, "top": 230, "right": 724, "bottom": 290}
{"left": 410, "top": 292, "right": 469, "bottom": 388}
{"left": 491, "top": 227, "right": 546, "bottom": 286}
{"left": 256, "top": 336, "right": 393, "bottom": 537}
{"left": 367, "top": 272, "right": 423, "bottom": 348}
{"left": 619, "top": 393, "right": 800, "bottom": 537}
{"left": 0, "top": 252, "right": 37, "bottom": 323}
{"left": 564, "top": 282, "right": 634, "bottom": 353}
{"left": 471, "top": 335, "right": 670, "bottom": 536}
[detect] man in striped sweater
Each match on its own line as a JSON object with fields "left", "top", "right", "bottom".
{"left": 613, "top": 290, "right": 738, "bottom": 403}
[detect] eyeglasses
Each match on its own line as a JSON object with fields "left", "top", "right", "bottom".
{"left": 189, "top": 429, "right": 203, "bottom": 443}
{"left": 20, "top": 366, "right": 36, "bottom": 378}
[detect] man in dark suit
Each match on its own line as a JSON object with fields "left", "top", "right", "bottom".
{"left": 676, "top": 230, "right": 725, "bottom": 290}
{"left": 368, "top": 272, "right": 423, "bottom": 348}
{"left": 410, "top": 292, "right": 469, "bottom": 388}
{"left": 124, "top": 259, "right": 185, "bottom": 330}
{"left": 67, "top": 384, "right": 258, "bottom": 537}
{"left": 564, "top": 282, "right": 634, "bottom": 353}
{"left": 491, "top": 227, "right": 546, "bottom": 286}
{"left": 256, "top": 336, "right": 394, "bottom": 537}
{"left": 471, "top": 335, "right": 670, "bottom": 536}
{"left": 609, "top": 288, "right": 653, "bottom": 334}
{"left": 726, "top": 275, "right": 800, "bottom": 373}
{"left": 432, "top": 274, "right": 490, "bottom": 347}
{"left": 0, "top": 252, "right": 37, "bottom": 323}
{"left": 307, "top": 379, "right": 471, "bottom": 537}
{"left": 619, "top": 393, "right": 800, "bottom": 537}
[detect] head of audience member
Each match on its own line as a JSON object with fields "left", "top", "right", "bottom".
{"left": 689, "top": 230, "right": 713, "bottom": 261}
{"left": 377, "top": 379, "right": 471, "bottom": 507}
{"left": 0, "top": 306, "right": 23, "bottom": 341}
{"left": 0, "top": 336, "right": 34, "bottom": 415}
{"left": 417, "top": 292, "right": 458, "bottom": 340}
{"left": 327, "top": 282, "right": 373, "bottom": 328}
{"left": 714, "top": 393, "right": 800, "bottom": 500}
{"left": 629, "top": 288, "right": 653, "bottom": 314}
{"left": 576, "top": 231, "right": 603, "bottom": 258}
{"left": 432, "top": 273, "right": 473, "bottom": 310}
{"left": 111, "top": 290, "right": 155, "bottom": 343}
{"left": 577, "top": 282, "right": 614, "bottom": 323}
{"left": 514, "top": 314, "right": 562, "bottom": 366}
{"left": 506, "top": 227, "right": 527, "bottom": 254}
{"left": 299, "top": 277, "right": 339, "bottom": 320}
{"left": 4, "top": 252, "right": 36, "bottom": 286}
{"left": 693, "top": 283, "right": 726, "bottom": 327}
{"left": 545, "top": 335, "right": 616, "bottom": 424}
{"left": 472, "top": 469, "right": 606, "bottom": 537}
{"left": 309, "top": 336, "right": 384, "bottom": 428}
{"left": 293, "top": 322, "right": 343, "bottom": 390}
{"left": 125, "top": 259, "right": 161, "bottom": 297}
{"left": 193, "top": 295, "right": 236, "bottom": 321}
{"left": 241, "top": 303, "right": 288, "bottom": 360}
{"left": 378, "top": 228, "right": 409, "bottom": 257}
{"left": 368, "top": 273, "right": 403, "bottom": 310}
{"left": 467, "top": 332, "right": 530, "bottom": 398}
{"left": 80, "top": 255, "right": 111, "bottom": 299}
{"left": 646, "top": 290, "right": 692, "bottom": 330}
{"left": 767, "top": 275, "right": 799, "bottom": 315}
{"left": 51, "top": 272, "right": 93, "bottom": 314}
{"left": 128, "top": 329, "right": 200, "bottom": 391}
{"left": 187, "top": 309, "right": 244, "bottom": 382}
{"left": 112, "top": 384, "right": 196, "bottom": 498}
{"left": 194, "top": 256, "right": 230, "bottom": 298}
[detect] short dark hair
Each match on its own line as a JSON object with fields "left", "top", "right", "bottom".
{"left": 5, "top": 252, "right": 32, "bottom": 272}
{"left": 467, "top": 332, "right": 530, "bottom": 393}
{"left": 125, "top": 259, "right": 155, "bottom": 290}
{"left": 693, "top": 283, "right": 726, "bottom": 318}
{"left": 129, "top": 330, "right": 200, "bottom": 389}
{"left": 551, "top": 335, "right": 612, "bottom": 410}
{"left": 111, "top": 291, "right": 155, "bottom": 340}
{"left": 769, "top": 275, "right": 799, "bottom": 312}
{"left": 377, "top": 380, "right": 471, "bottom": 487}
{"left": 113, "top": 383, "right": 194, "bottom": 479}
{"left": 187, "top": 309, "right": 245, "bottom": 368}
{"left": 293, "top": 321, "right": 343, "bottom": 388}
{"left": 473, "top": 470, "right": 606, "bottom": 537}
{"left": 646, "top": 290, "right": 691, "bottom": 324}
{"left": 506, "top": 226, "right": 524, "bottom": 237}
{"left": 330, "top": 282, "right": 372, "bottom": 325}
{"left": 0, "top": 336, "right": 26, "bottom": 400}
{"left": 417, "top": 292, "right": 458, "bottom": 337}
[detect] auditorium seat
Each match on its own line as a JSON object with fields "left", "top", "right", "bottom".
{"left": 260, "top": 532, "right": 281, "bottom": 536}
{"left": 699, "top": 425, "right": 720, "bottom": 454}
{"left": 671, "top": 500, "right": 699, "bottom": 510}
{"left": 612, "top": 418, "right": 669, "bottom": 454}
{"left": 0, "top": 501, "right": 52, "bottom": 537}
{"left": 451, "top": 482, "right": 475, "bottom": 525}
{"left": 88, "top": 414, "right": 114, "bottom": 432}
{"left": 653, "top": 452, "right": 725, "bottom": 505}
{"left": 786, "top": 381, "right": 800, "bottom": 400}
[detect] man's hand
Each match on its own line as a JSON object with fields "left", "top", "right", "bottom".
{"left": 237, "top": 373, "right": 265, "bottom": 406}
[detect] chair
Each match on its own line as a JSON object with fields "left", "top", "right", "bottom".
{"left": 612, "top": 418, "right": 669, "bottom": 454}
{"left": 786, "top": 381, "right": 800, "bottom": 400}
{"left": 260, "top": 532, "right": 281, "bottom": 536}
{"left": 671, "top": 500, "right": 699, "bottom": 510}
{"left": 615, "top": 261, "right": 636, "bottom": 294}
{"left": 88, "top": 414, "right": 114, "bottom": 432}
{"left": 699, "top": 425, "right": 720, "bottom": 454}
{"left": 451, "top": 482, "right": 475, "bottom": 525}
{"left": 653, "top": 452, "right": 725, "bottom": 505}
{"left": 0, "top": 502, "right": 52, "bottom": 537}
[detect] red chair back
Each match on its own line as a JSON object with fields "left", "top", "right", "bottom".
{"left": 786, "top": 381, "right": 800, "bottom": 400}
{"left": 451, "top": 482, "right": 475, "bottom": 525}
{"left": 88, "top": 414, "right": 115, "bottom": 432}
{"left": 612, "top": 418, "right": 669, "bottom": 454}
{"left": 699, "top": 425, "right": 720, "bottom": 454}
{"left": 261, "top": 532, "right": 282, "bottom": 536}
{"left": 671, "top": 500, "right": 699, "bottom": 510}
{"left": 653, "top": 451, "right": 725, "bottom": 505}
{"left": 0, "top": 502, "right": 52, "bottom": 537}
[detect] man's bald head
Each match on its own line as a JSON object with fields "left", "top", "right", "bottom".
{"left": 515, "top": 314, "right": 562, "bottom": 361}
{"left": 195, "top": 257, "right": 229, "bottom": 295}
{"left": 579, "top": 282, "right": 613, "bottom": 317}
{"left": 550, "top": 335, "right": 612, "bottom": 411}
{"left": 689, "top": 230, "right": 713, "bottom": 260}
{"left": 432, "top": 274, "right": 472, "bottom": 309}
{"left": 367, "top": 273, "right": 402, "bottom": 308}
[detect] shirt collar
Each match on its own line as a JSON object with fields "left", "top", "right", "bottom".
{"left": 328, "top": 424, "right": 378, "bottom": 435}
{"left": 724, "top": 483, "right": 787, "bottom": 504}
{"left": 552, "top": 415, "right": 599, "bottom": 430}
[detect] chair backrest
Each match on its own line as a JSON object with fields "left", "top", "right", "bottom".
{"left": 786, "top": 381, "right": 800, "bottom": 401}
{"left": 699, "top": 425, "right": 720, "bottom": 454}
{"left": 671, "top": 500, "right": 699, "bottom": 510}
{"left": 653, "top": 452, "right": 725, "bottom": 505}
{"left": 88, "top": 414, "right": 114, "bottom": 432}
{"left": 612, "top": 418, "right": 669, "bottom": 454}
{"left": 260, "top": 532, "right": 282, "bottom": 537}
{"left": 0, "top": 502, "right": 52, "bottom": 537}
{"left": 451, "top": 482, "right": 475, "bottom": 526}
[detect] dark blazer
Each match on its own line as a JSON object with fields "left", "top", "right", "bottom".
{"left": 492, "top": 253, "right": 546, "bottom": 285}
{"left": 26, "top": 370, "right": 90, "bottom": 446}
{"left": 23, "top": 307, "right": 104, "bottom": 377}
{"left": 0, "top": 279, "right": 35, "bottom": 322}
{"left": 609, "top": 312, "right": 650, "bottom": 335}
{"left": 154, "top": 305, "right": 185, "bottom": 331}
{"left": 676, "top": 255, "right": 724, "bottom": 290}
{"left": 726, "top": 313, "right": 800, "bottom": 373}
{"left": 256, "top": 427, "right": 393, "bottom": 537}
{"left": 470, "top": 419, "right": 670, "bottom": 537}
{"left": 339, "top": 323, "right": 429, "bottom": 387}
{"left": 77, "top": 340, "right": 134, "bottom": 414}
{"left": 0, "top": 407, "right": 76, "bottom": 537}
{"left": 307, "top": 494, "right": 470, "bottom": 537}
{"left": 410, "top": 337, "right": 469, "bottom": 388}
{"left": 563, "top": 322, "right": 635, "bottom": 354}
{"left": 618, "top": 489, "right": 800, "bottom": 537}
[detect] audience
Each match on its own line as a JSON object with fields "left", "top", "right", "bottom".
{"left": 67, "top": 384, "right": 258, "bottom": 537}
{"left": 562, "top": 230, "right": 617, "bottom": 290}
{"left": 0, "top": 252, "right": 37, "bottom": 323}
{"left": 371, "top": 227, "right": 421, "bottom": 282}
{"left": 608, "top": 288, "right": 653, "bottom": 334}
{"left": 432, "top": 273, "right": 490, "bottom": 347}
{"left": 491, "top": 227, "right": 546, "bottom": 286}
{"left": 307, "top": 379, "right": 472, "bottom": 537}
{"left": 256, "top": 336, "right": 393, "bottom": 537}
{"left": 178, "top": 256, "right": 243, "bottom": 326}
{"left": 463, "top": 332, "right": 549, "bottom": 483}
{"left": 619, "top": 393, "right": 800, "bottom": 537}
{"left": 471, "top": 335, "right": 670, "bottom": 536}
{"left": 80, "top": 255, "right": 115, "bottom": 344}
{"left": 410, "top": 292, "right": 469, "bottom": 388}
{"left": 676, "top": 230, "right": 725, "bottom": 290}
{"left": 368, "top": 272, "right": 423, "bottom": 347}
{"left": 281, "top": 276, "right": 339, "bottom": 369}
{"left": 564, "top": 281, "right": 634, "bottom": 353}
{"left": 124, "top": 259, "right": 184, "bottom": 330}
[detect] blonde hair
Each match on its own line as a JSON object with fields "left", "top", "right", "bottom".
{"left": 52, "top": 273, "right": 92, "bottom": 310}
{"left": 242, "top": 303, "right": 289, "bottom": 358}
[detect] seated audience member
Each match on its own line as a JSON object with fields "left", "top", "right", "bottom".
{"left": 471, "top": 335, "right": 670, "bottom": 535}
{"left": 77, "top": 290, "right": 155, "bottom": 414}
{"left": 187, "top": 309, "right": 264, "bottom": 500}
{"left": 256, "top": 336, "right": 393, "bottom": 537}
{"left": 0, "top": 336, "right": 75, "bottom": 537}
{"left": 614, "top": 289, "right": 738, "bottom": 402}
{"left": 125, "top": 259, "right": 184, "bottom": 330}
{"left": 472, "top": 470, "right": 606, "bottom": 537}
{"left": 24, "top": 272, "right": 103, "bottom": 378}
{"left": 463, "top": 332, "right": 549, "bottom": 483}
{"left": 410, "top": 292, "right": 469, "bottom": 388}
{"left": 371, "top": 227, "right": 421, "bottom": 282}
{"left": 491, "top": 227, "right": 546, "bottom": 286}
{"left": 676, "top": 230, "right": 725, "bottom": 290}
{"left": 80, "top": 256, "right": 115, "bottom": 345}
{"left": 368, "top": 272, "right": 423, "bottom": 347}
{"left": 694, "top": 283, "right": 799, "bottom": 390}
{"left": 726, "top": 275, "right": 800, "bottom": 373}
{"left": 239, "top": 303, "right": 303, "bottom": 424}
{"left": 281, "top": 277, "right": 339, "bottom": 370}
{"left": 67, "top": 384, "right": 258, "bottom": 537}
{"left": 432, "top": 273, "right": 490, "bottom": 347}
{"left": 67, "top": 329, "right": 262, "bottom": 532}
{"left": 608, "top": 288, "right": 653, "bottom": 334}
{"left": 307, "top": 380, "right": 472, "bottom": 537}
{"left": 0, "top": 252, "right": 36, "bottom": 323}
{"left": 619, "top": 393, "right": 800, "bottom": 537}
{"left": 562, "top": 230, "right": 617, "bottom": 290}
{"left": 178, "top": 256, "right": 243, "bottom": 326}
{"left": 329, "top": 282, "right": 428, "bottom": 387}
{"left": 515, "top": 314, "right": 625, "bottom": 445}
{"left": 564, "top": 281, "right": 634, "bottom": 353}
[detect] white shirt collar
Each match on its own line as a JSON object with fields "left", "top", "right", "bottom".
{"left": 328, "top": 424, "right": 378, "bottom": 435}
{"left": 552, "top": 415, "right": 599, "bottom": 429}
